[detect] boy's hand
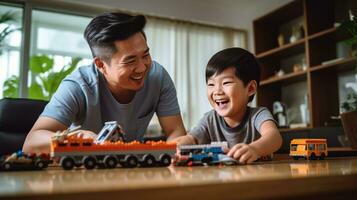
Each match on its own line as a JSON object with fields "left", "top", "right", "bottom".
{"left": 227, "top": 143, "right": 260, "bottom": 164}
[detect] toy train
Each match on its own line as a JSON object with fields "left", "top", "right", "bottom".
{"left": 0, "top": 121, "right": 238, "bottom": 171}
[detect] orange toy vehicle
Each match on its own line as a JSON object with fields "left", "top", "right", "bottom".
{"left": 50, "top": 121, "right": 176, "bottom": 170}
{"left": 289, "top": 139, "right": 328, "bottom": 160}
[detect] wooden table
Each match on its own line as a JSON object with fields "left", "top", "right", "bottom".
{"left": 1, "top": 157, "right": 357, "bottom": 200}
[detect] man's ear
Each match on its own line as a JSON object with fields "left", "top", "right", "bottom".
{"left": 247, "top": 80, "right": 257, "bottom": 97}
{"left": 94, "top": 57, "right": 106, "bottom": 74}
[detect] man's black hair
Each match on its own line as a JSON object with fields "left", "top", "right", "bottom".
{"left": 206, "top": 47, "right": 261, "bottom": 102}
{"left": 84, "top": 12, "right": 146, "bottom": 64}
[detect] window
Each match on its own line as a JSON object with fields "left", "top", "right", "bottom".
{"left": 308, "top": 144, "right": 315, "bottom": 150}
{"left": 145, "top": 18, "right": 246, "bottom": 129}
{"left": 0, "top": 4, "right": 23, "bottom": 99}
{"left": 28, "top": 10, "right": 92, "bottom": 100}
{"left": 318, "top": 144, "right": 326, "bottom": 150}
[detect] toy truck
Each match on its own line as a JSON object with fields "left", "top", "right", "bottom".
{"left": 0, "top": 150, "right": 51, "bottom": 171}
{"left": 176, "top": 142, "right": 237, "bottom": 166}
{"left": 51, "top": 121, "right": 177, "bottom": 170}
{"left": 289, "top": 138, "right": 328, "bottom": 160}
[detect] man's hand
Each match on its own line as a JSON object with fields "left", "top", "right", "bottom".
{"left": 227, "top": 143, "right": 260, "bottom": 164}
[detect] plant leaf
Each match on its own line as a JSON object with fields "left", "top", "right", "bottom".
{"left": 2, "top": 75, "right": 19, "bottom": 98}
{"left": 29, "top": 55, "right": 54, "bottom": 73}
{"left": 28, "top": 81, "right": 46, "bottom": 100}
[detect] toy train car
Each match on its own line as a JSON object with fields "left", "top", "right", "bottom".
{"left": 176, "top": 142, "right": 237, "bottom": 166}
{"left": 51, "top": 138, "right": 176, "bottom": 170}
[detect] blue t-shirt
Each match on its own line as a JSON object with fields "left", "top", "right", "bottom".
{"left": 41, "top": 61, "right": 180, "bottom": 141}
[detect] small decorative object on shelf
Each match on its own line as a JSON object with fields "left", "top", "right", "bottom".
{"left": 293, "top": 63, "right": 303, "bottom": 72}
{"left": 289, "top": 138, "right": 328, "bottom": 160}
{"left": 277, "top": 33, "right": 284, "bottom": 47}
{"left": 340, "top": 74, "right": 357, "bottom": 149}
{"left": 273, "top": 101, "right": 288, "bottom": 128}
{"left": 275, "top": 69, "right": 285, "bottom": 77}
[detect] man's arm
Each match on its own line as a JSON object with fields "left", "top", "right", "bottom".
{"left": 22, "top": 116, "right": 67, "bottom": 153}
{"left": 23, "top": 117, "right": 98, "bottom": 153}
{"left": 158, "top": 114, "right": 188, "bottom": 145}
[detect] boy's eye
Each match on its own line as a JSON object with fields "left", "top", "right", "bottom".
{"left": 223, "top": 81, "right": 232, "bottom": 85}
{"left": 207, "top": 83, "right": 214, "bottom": 87}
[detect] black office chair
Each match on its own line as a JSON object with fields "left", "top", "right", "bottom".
{"left": 0, "top": 98, "right": 47, "bottom": 155}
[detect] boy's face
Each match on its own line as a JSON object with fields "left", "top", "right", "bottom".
{"left": 96, "top": 32, "right": 152, "bottom": 93}
{"left": 206, "top": 67, "right": 256, "bottom": 119}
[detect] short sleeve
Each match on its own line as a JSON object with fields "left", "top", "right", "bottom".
{"left": 189, "top": 115, "right": 211, "bottom": 144}
{"left": 41, "top": 80, "right": 85, "bottom": 126}
{"left": 254, "top": 107, "right": 277, "bottom": 132}
{"left": 156, "top": 68, "right": 180, "bottom": 116}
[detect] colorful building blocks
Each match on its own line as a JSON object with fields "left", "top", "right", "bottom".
{"left": 289, "top": 139, "right": 328, "bottom": 160}
{"left": 50, "top": 121, "right": 177, "bottom": 170}
{"left": 175, "top": 142, "right": 238, "bottom": 166}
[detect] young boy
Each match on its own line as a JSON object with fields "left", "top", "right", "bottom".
{"left": 176, "top": 47, "right": 282, "bottom": 164}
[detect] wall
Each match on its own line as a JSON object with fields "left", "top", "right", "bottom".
{"left": 56, "top": 0, "right": 292, "bottom": 52}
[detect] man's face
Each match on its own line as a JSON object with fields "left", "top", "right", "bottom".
{"left": 206, "top": 67, "right": 255, "bottom": 118}
{"left": 99, "top": 32, "right": 152, "bottom": 92}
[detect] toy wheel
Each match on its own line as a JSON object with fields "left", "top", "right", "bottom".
{"left": 159, "top": 154, "right": 172, "bottom": 166}
{"left": 142, "top": 154, "right": 156, "bottom": 167}
{"left": 3, "top": 162, "right": 11, "bottom": 170}
{"left": 61, "top": 157, "right": 75, "bottom": 170}
{"left": 319, "top": 153, "right": 325, "bottom": 160}
{"left": 309, "top": 153, "right": 317, "bottom": 160}
{"left": 201, "top": 157, "right": 213, "bottom": 165}
{"left": 83, "top": 156, "right": 97, "bottom": 169}
{"left": 124, "top": 155, "right": 138, "bottom": 168}
{"left": 35, "top": 160, "right": 45, "bottom": 169}
{"left": 104, "top": 156, "right": 117, "bottom": 169}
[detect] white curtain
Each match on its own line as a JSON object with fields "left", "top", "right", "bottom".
{"left": 145, "top": 18, "right": 246, "bottom": 130}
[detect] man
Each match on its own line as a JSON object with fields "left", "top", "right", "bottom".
{"left": 23, "top": 13, "right": 186, "bottom": 153}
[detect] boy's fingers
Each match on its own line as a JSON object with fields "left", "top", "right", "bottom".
{"left": 227, "top": 144, "right": 244, "bottom": 157}
{"left": 232, "top": 146, "right": 248, "bottom": 159}
{"left": 239, "top": 153, "right": 252, "bottom": 164}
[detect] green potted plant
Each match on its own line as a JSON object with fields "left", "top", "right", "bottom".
{"left": 339, "top": 10, "right": 357, "bottom": 149}
{"left": 0, "top": 11, "right": 19, "bottom": 54}
{"left": 3, "top": 55, "right": 81, "bottom": 100}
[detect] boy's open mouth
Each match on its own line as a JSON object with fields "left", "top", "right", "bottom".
{"left": 215, "top": 99, "right": 229, "bottom": 107}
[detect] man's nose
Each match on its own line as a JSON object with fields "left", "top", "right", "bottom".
{"left": 135, "top": 60, "right": 147, "bottom": 73}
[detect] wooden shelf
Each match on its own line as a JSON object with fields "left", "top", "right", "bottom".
{"left": 310, "top": 57, "right": 355, "bottom": 73}
{"left": 308, "top": 26, "right": 336, "bottom": 40}
{"left": 279, "top": 127, "right": 312, "bottom": 133}
{"left": 255, "top": 0, "right": 355, "bottom": 129}
{"left": 256, "top": 38, "right": 305, "bottom": 59}
{"left": 260, "top": 70, "right": 307, "bottom": 86}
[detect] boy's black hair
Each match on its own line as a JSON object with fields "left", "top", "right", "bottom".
{"left": 84, "top": 12, "right": 146, "bottom": 64}
{"left": 206, "top": 47, "right": 261, "bottom": 102}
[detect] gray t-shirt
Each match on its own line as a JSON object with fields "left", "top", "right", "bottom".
{"left": 189, "top": 107, "right": 276, "bottom": 148}
{"left": 41, "top": 61, "right": 180, "bottom": 141}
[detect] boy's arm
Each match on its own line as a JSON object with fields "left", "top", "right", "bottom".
{"left": 249, "top": 120, "right": 282, "bottom": 156}
{"left": 227, "top": 120, "right": 282, "bottom": 163}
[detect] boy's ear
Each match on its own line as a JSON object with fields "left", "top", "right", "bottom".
{"left": 94, "top": 57, "right": 106, "bottom": 74}
{"left": 247, "top": 80, "right": 257, "bottom": 97}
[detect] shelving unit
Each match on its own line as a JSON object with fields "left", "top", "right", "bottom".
{"left": 253, "top": 0, "right": 356, "bottom": 136}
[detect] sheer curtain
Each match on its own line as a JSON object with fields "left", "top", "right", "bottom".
{"left": 145, "top": 18, "right": 246, "bottom": 130}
